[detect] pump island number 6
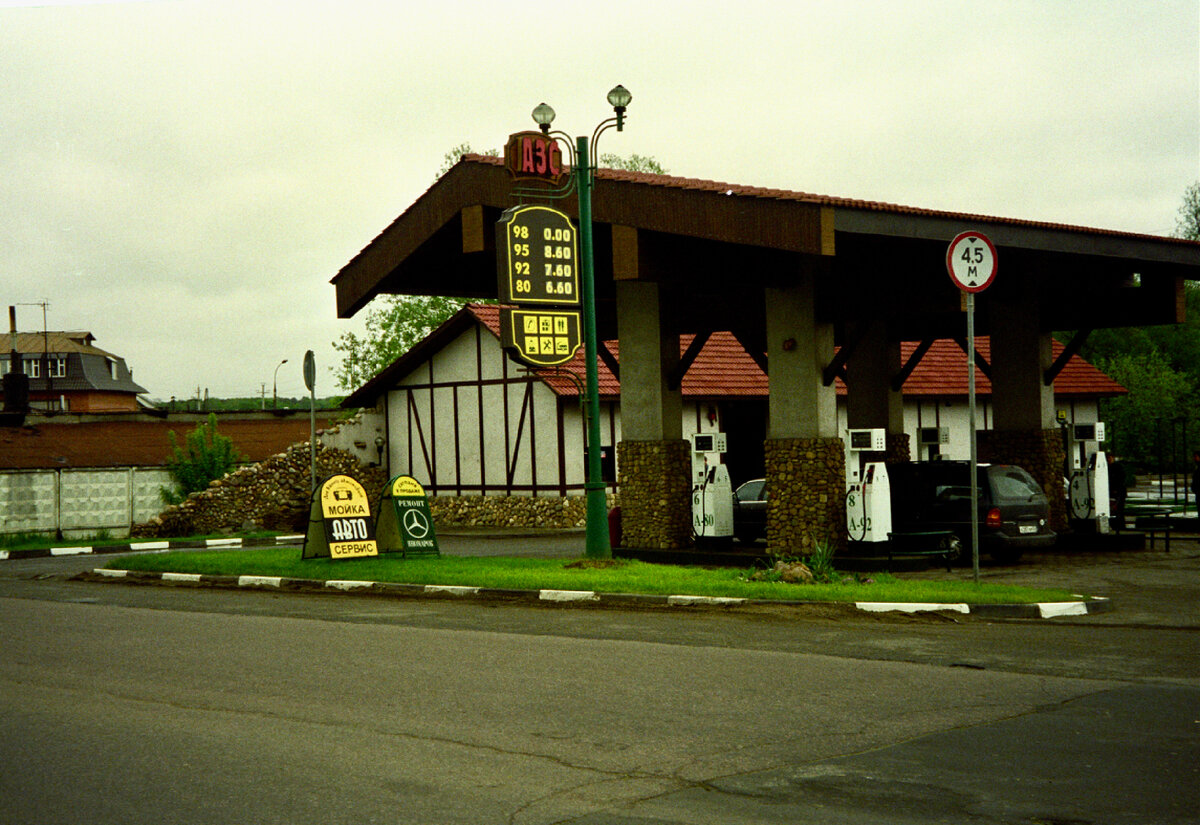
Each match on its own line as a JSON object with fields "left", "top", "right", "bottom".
{"left": 946, "top": 231, "right": 998, "bottom": 293}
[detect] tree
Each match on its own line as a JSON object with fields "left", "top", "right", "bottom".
{"left": 332, "top": 294, "right": 464, "bottom": 391}
{"left": 599, "top": 153, "right": 667, "bottom": 174}
{"left": 1176, "top": 181, "right": 1200, "bottom": 240}
{"left": 1095, "top": 352, "right": 1191, "bottom": 469}
{"left": 161, "top": 413, "right": 246, "bottom": 504}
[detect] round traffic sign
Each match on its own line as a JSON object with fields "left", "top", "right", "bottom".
{"left": 303, "top": 350, "right": 316, "bottom": 392}
{"left": 946, "top": 231, "right": 998, "bottom": 293}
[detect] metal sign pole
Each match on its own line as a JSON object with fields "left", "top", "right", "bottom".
{"left": 946, "top": 231, "right": 997, "bottom": 585}
{"left": 967, "top": 292, "right": 980, "bottom": 583}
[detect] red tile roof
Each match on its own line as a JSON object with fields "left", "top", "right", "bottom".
{"left": 468, "top": 304, "right": 1124, "bottom": 400}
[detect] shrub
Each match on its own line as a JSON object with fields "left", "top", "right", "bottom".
{"left": 161, "top": 413, "right": 246, "bottom": 504}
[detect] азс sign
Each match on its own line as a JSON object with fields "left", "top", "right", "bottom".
{"left": 504, "top": 131, "right": 567, "bottom": 187}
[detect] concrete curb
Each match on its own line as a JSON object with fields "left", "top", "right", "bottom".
{"left": 0, "top": 535, "right": 304, "bottom": 562}
{"left": 80, "top": 567, "right": 1114, "bottom": 618}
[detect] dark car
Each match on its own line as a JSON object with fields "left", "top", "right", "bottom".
{"left": 732, "top": 461, "right": 1055, "bottom": 563}
{"left": 887, "top": 461, "right": 1055, "bottom": 563}
{"left": 732, "top": 479, "right": 768, "bottom": 544}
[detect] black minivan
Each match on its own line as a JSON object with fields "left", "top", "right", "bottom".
{"left": 732, "top": 461, "right": 1055, "bottom": 563}
{"left": 887, "top": 461, "right": 1055, "bottom": 563}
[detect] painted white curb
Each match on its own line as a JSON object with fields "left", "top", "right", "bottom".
{"left": 856, "top": 602, "right": 971, "bottom": 614}
{"left": 206, "top": 538, "right": 242, "bottom": 548}
{"left": 96, "top": 568, "right": 127, "bottom": 578}
{"left": 326, "top": 580, "right": 375, "bottom": 591}
{"left": 51, "top": 546, "right": 92, "bottom": 557}
{"left": 667, "top": 595, "right": 746, "bottom": 606}
{"left": 130, "top": 541, "right": 171, "bottom": 551}
{"left": 424, "top": 585, "right": 479, "bottom": 596}
{"left": 1038, "top": 601, "right": 1090, "bottom": 618}
{"left": 237, "top": 575, "right": 282, "bottom": 588}
{"left": 162, "top": 573, "right": 202, "bottom": 583}
{"left": 540, "top": 589, "right": 599, "bottom": 602}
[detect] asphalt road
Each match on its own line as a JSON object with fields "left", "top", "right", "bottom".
{"left": 0, "top": 537, "right": 1196, "bottom": 824}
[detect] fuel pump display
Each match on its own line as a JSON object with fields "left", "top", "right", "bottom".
{"left": 844, "top": 428, "right": 893, "bottom": 544}
{"left": 690, "top": 432, "right": 734, "bottom": 543}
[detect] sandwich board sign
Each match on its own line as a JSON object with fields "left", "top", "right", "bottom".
{"left": 301, "top": 474, "right": 379, "bottom": 560}
{"left": 376, "top": 475, "right": 440, "bottom": 557}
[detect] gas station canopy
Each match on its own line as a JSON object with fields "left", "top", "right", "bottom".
{"left": 333, "top": 154, "right": 1200, "bottom": 350}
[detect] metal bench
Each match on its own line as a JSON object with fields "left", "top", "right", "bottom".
{"left": 1133, "top": 507, "right": 1172, "bottom": 552}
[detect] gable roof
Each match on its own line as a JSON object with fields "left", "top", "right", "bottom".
{"left": 343, "top": 302, "right": 1124, "bottom": 407}
{"left": 332, "top": 155, "right": 1200, "bottom": 339}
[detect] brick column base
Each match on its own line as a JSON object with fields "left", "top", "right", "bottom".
{"left": 616, "top": 439, "right": 692, "bottom": 549}
{"left": 764, "top": 437, "right": 847, "bottom": 554}
{"left": 978, "top": 428, "right": 1067, "bottom": 531}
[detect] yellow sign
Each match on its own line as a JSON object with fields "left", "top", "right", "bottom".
{"left": 391, "top": 476, "right": 426, "bottom": 498}
{"left": 317, "top": 475, "right": 378, "bottom": 559}
{"left": 499, "top": 308, "right": 582, "bottom": 367}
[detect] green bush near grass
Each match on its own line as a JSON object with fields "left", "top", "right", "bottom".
{"left": 103, "top": 547, "right": 1092, "bottom": 605}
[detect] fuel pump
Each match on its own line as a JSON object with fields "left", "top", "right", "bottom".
{"left": 1067, "top": 422, "right": 1110, "bottom": 531}
{"left": 690, "top": 432, "right": 733, "bottom": 542}
{"left": 844, "top": 428, "right": 892, "bottom": 543}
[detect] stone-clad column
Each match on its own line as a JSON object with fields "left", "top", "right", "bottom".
{"left": 614, "top": 280, "right": 691, "bottom": 549}
{"left": 763, "top": 276, "right": 845, "bottom": 553}
{"left": 983, "top": 276, "right": 1065, "bottom": 529}
{"left": 845, "top": 320, "right": 909, "bottom": 465}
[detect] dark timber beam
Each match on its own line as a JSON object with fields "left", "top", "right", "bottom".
{"left": 731, "top": 329, "right": 768, "bottom": 375}
{"left": 597, "top": 342, "right": 620, "bottom": 382}
{"left": 667, "top": 331, "right": 711, "bottom": 391}
{"left": 953, "top": 337, "right": 992, "bottom": 380}
{"left": 1044, "top": 328, "right": 1092, "bottom": 385}
{"left": 823, "top": 324, "right": 871, "bottom": 386}
{"left": 892, "top": 338, "right": 935, "bottom": 391}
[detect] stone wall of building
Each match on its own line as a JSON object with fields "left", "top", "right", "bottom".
{"left": 616, "top": 439, "right": 693, "bottom": 549}
{"left": 764, "top": 437, "right": 847, "bottom": 554}
{"left": 133, "top": 443, "right": 386, "bottom": 538}
{"left": 429, "top": 493, "right": 616, "bottom": 529}
{"left": 978, "top": 427, "right": 1067, "bottom": 530}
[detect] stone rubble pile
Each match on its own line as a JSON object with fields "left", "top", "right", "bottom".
{"left": 132, "top": 443, "right": 386, "bottom": 538}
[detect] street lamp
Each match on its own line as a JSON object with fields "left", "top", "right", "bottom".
{"left": 531, "top": 85, "right": 631, "bottom": 559}
{"left": 273, "top": 359, "right": 288, "bottom": 409}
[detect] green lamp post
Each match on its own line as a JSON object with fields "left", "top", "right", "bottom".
{"left": 530, "top": 85, "right": 631, "bottom": 559}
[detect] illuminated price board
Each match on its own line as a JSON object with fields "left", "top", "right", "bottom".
{"left": 496, "top": 205, "right": 581, "bottom": 307}
{"left": 500, "top": 308, "right": 583, "bottom": 367}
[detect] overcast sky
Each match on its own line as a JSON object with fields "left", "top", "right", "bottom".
{"left": 1, "top": 0, "right": 1196, "bottom": 402}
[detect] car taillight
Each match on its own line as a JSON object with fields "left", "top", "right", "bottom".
{"left": 986, "top": 507, "right": 1003, "bottom": 528}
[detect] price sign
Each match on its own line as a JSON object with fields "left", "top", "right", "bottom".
{"left": 946, "top": 231, "right": 998, "bottom": 293}
{"left": 499, "top": 308, "right": 583, "bottom": 367}
{"left": 496, "top": 205, "right": 581, "bottom": 306}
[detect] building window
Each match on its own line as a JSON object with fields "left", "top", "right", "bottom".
{"left": 107, "top": 358, "right": 118, "bottom": 380}
{"left": 24, "top": 358, "right": 40, "bottom": 379}
{"left": 51, "top": 357, "right": 67, "bottom": 378}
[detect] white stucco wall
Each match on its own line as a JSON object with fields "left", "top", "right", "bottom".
{"left": 376, "top": 320, "right": 1106, "bottom": 495}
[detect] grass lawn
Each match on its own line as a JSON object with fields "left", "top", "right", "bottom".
{"left": 103, "top": 547, "right": 1095, "bottom": 605}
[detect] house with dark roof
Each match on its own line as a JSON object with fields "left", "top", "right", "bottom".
{"left": 1, "top": 331, "right": 147, "bottom": 413}
{"left": 344, "top": 303, "right": 1125, "bottom": 499}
